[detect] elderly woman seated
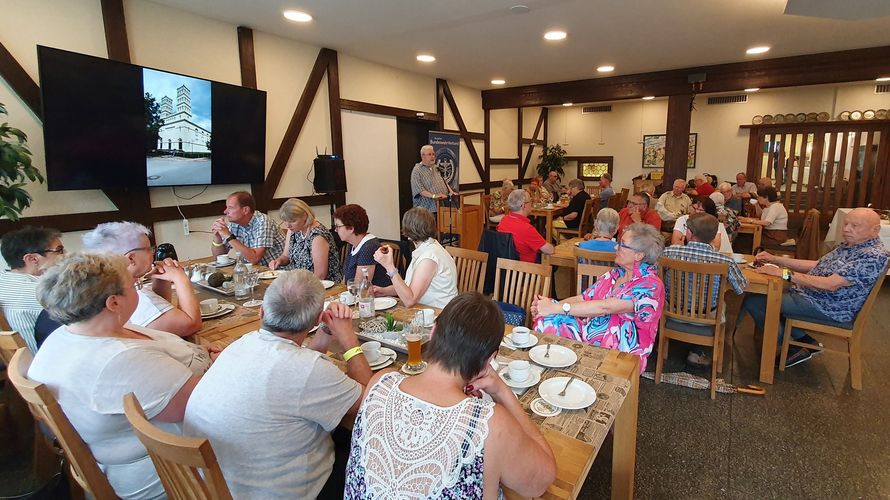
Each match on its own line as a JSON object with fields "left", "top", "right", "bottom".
{"left": 489, "top": 179, "right": 514, "bottom": 224}
{"left": 270, "top": 198, "right": 343, "bottom": 282}
{"left": 28, "top": 253, "right": 214, "bottom": 499}
{"left": 344, "top": 292, "right": 557, "bottom": 498}
{"left": 580, "top": 207, "right": 620, "bottom": 251}
{"left": 671, "top": 196, "right": 733, "bottom": 253}
{"left": 532, "top": 222, "right": 665, "bottom": 372}
{"left": 333, "top": 203, "right": 392, "bottom": 287}
{"left": 373, "top": 208, "right": 458, "bottom": 308}
{"left": 739, "top": 186, "right": 788, "bottom": 247}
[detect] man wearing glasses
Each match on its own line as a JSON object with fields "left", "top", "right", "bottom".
{"left": 498, "top": 190, "right": 555, "bottom": 263}
{"left": 617, "top": 193, "right": 662, "bottom": 237}
{"left": 0, "top": 226, "right": 64, "bottom": 352}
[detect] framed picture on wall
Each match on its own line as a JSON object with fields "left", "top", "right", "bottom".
{"left": 642, "top": 133, "right": 697, "bottom": 169}
{"left": 573, "top": 156, "right": 613, "bottom": 180}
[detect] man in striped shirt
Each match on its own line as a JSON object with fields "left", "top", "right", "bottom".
{"left": 410, "top": 145, "right": 456, "bottom": 214}
{"left": 0, "top": 226, "right": 64, "bottom": 352}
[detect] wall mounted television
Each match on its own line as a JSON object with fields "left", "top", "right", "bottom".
{"left": 37, "top": 46, "right": 266, "bottom": 190}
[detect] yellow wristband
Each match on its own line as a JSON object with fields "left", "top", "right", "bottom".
{"left": 343, "top": 346, "right": 364, "bottom": 362}
{"left": 211, "top": 240, "right": 225, "bottom": 247}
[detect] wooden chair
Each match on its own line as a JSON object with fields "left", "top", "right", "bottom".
{"left": 573, "top": 246, "right": 617, "bottom": 296}
{"left": 493, "top": 258, "right": 551, "bottom": 327}
{"left": 794, "top": 208, "right": 821, "bottom": 260}
{"left": 446, "top": 246, "right": 488, "bottom": 293}
{"left": 655, "top": 258, "right": 729, "bottom": 400}
{"left": 779, "top": 262, "right": 889, "bottom": 390}
{"left": 123, "top": 393, "right": 232, "bottom": 500}
{"left": 576, "top": 262, "right": 614, "bottom": 295}
{"left": 608, "top": 188, "right": 629, "bottom": 211}
{"left": 555, "top": 198, "right": 599, "bottom": 241}
{"left": 7, "top": 348, "right": 118, "bottom": 499}
{"left": 586, "top": 185, "right": 603, "bottom": 198}
{"left": 573, "top": 246, "right": 616, "bottom": 266}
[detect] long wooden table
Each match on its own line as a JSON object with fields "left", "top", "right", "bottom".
{"left": 531, "top": 204, "right": 566, "bottom": 244}
{"left": 738, "top": 222, "right": 762, "bottom": 250}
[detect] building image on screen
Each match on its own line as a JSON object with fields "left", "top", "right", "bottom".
{"left": 143, "top": 68, "right": 212, "bottom": 186}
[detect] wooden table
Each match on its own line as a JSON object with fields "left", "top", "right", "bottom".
{"left": 738, "top": 222, "right": 762, "bottom": 250}
{"left": 531, "top": 205, "right": 566, "bottom": 244}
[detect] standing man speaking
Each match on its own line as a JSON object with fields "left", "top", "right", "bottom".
{"left": 411, "top": 145, "right": 457, "bottom": 214}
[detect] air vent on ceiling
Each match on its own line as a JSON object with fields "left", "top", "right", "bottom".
{"left": 581, "top": 105, "right": 612, "bottom": 114}
{"left": 707, "top": 94, "right": 748, "bottom": 105}
{"left": 876, "top": 84, "right": 890, "bottom": 94}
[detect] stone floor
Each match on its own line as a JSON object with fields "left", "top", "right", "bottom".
{"left": 2, "top": 289, "right": 888, "bottom": 499}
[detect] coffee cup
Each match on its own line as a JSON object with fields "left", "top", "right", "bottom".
{"left": 339, "top": 291, "right": 353, "bottom": 305}
{"left": 508, "top": 360, "right": 530, "bottom": 382}
{"left": 361, "top": 341, "right": 381, "bottom": 364}
{"left": 216, "top": 254, "right": 230, "bottom": 264}
{"left": 200, "top": 298, "right": 220, "bottom": 315}
{"left": 546, "top": 203, "right": 554, "bottom": 209}
{"left": 511, "top": 326, "right": 531, "bottom": 346}
{"left": 421, "top": 308, "right": 435, "bottom": 326}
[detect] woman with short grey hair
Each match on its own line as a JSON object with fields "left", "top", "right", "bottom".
{"left": 488, "top": 179, "right": 515, "bottom": 224}
{"left": 532, "top": 222, "right": 665, "bottom": 372}
{"left": 579, "top": 208, "right": 620, "bottom": 252}
{"left": 28, "top": 252, "right": 213, "bottom": 499}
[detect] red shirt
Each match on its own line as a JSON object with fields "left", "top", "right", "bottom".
{"left": 695, "top": 182, "right": 715, "bottom": 197}
{"left": 617, "top": 207, "right": 662, "bottom": 237}
{"left": 498, "top": 212, "right": 547, "bottom": 263}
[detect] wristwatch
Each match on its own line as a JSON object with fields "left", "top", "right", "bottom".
{"left": 562, "top": 302, "right": 572, "bottom": 314}
{"left": 224, "top": 234, "right": 236, "bottom": 244}
{"left": 782, "top": 268, "right": 793, "bottom": 282}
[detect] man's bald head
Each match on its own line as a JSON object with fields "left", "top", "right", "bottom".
{"left": 842, "top": 208, "right": 881, "bottom": 246}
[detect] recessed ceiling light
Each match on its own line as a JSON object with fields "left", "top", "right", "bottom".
{"left": 544, "top": 31, "right": 567, "bottom": 41}
{"left": 746, "top": 46, "right": 770, "bottom": 55}
{"left": 877, "top": 77, "right": 890, "bottom": 82}
{"left": 744, "top": 88, "right": 760, "bottom": 92}
{"left": 597, "top": 65, "right": 615, "bottom": 73}
{"left": 282, "top": 10, "right": 312, "bottom": 23}
{"left": 642, "top": 96, "right": 655, "bottom": 100}
{"left": 491, "top": 79, "right": 506, "bottom": 85}
{"left": 416, "top": 54, "right": 436, "bottom": 63}
{"left": 562, "top": 102, "right": 573, "bottom": 107}
{"left": 510, "top": 5, "right": 530, "bottom": 14}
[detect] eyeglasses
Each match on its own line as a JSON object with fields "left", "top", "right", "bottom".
{"left": 616, "top": 241, "right": 641, "bottom": 252}
{"left": 37, "top": 245, "right": 65, "bottom": 255}
{"left": 333, "top": 224, "right": 347, "bottom": 229}
{"left": 125, "top": 245, "right": 156, "bottom": 255}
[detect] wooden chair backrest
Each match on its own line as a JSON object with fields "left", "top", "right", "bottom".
{"left": 576, "top": 263, "right": 613, "bottom": 295}
{"left": 586, "top": 186, "right": 603, "bottom": 198}
{"left": 0, "top": 309, "right": 11, "bottom": 331}
{"left": 0, "top": 331, "right": 25, "bottom": 365}
{"left": 658, "top": 257, "right": 729, "bottom": 326}
{"left": 123, "top": 393, "right": 232, "bottom": 500}
{"left": 851, "top": 261, "right": 890, "bottom": 340}
{"left": 577, "top": 198, "right": 600, "bottom": 236}
{"left": 795, "top": 208, "right": 821, "bottom": 260}
{"left": 7, "top": 348, "right": 117, "bottom": 500}
{"left": 446, "top": 246, "right": 488, "bottom": 293}
{"left": 573, "top": 246, "right": 617, "bottom": 267}
{"left": 608, "top": 188, "right": 630, "bottom": 210}
{"left": 493, "top": 258, "right": 551, "bottom": 315}
{"left": 481, "top": 194, "right": 492, "bottom": 226}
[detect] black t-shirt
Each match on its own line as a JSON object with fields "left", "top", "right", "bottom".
{"left": 564, "top": 191, "right": 591, "bottom": 229}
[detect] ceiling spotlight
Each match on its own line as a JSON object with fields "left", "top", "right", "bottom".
{"left": 746, "top": 46, "right": 770, "bottom": 55}
{"left": 282, "top": 10, "right": 313, "bottom": 23}
{"left": 416, "top": 54, "right": 436, "bottom": 63}
{"left": 544, "top": 31, "right": 567, "bottom": 41}
{"left": 642, "top": 96, "right": 655, "bottom": 100}
{"left": 510, "top": 5, "right": 530, "bottom": 14}
{"left": 597, "top": 65, "right": 615, "bottom": 73}
{"left": 876, "top": 77, "right": 890, "bottom": 82}
{"left": 562, "top": 102, "right": 573, "bottom": 107}
{"left": 491, "top": 79, "right": 506, "bottom": 85}
{"left": 744, "top": 88, "right": 760, "bottom": 92}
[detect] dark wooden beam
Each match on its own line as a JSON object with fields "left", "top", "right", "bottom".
{"left": 483, "top": 45, "right": 890, "bottom": 109}
{"left": 237, "top": 27, "right": 258, "bottom": 89}
{"left": 516, "top": 107, "right": 523, "bottom": 182}
{"left": 0, "top": 41, "right": 40, "bottom": 117}
{"left": 441, "top": 80, "right": 486, "bottom": 181}
{"left": 484, "top": 108, "right": 491, "bottom": 192}
{"left": 662, "top": 94, "right": 693, "bottom": 190}
{"left": 436, "top": 78, "right": 445, "bottom": 130}
{"left": 443, "top": 129, "right": 484, "bottom": 140}
{"left": 490, "top": 158, "right": 520, "bottom": 165}
{"left": 340, "top": 99, "right": 439, "bottom": 122}
{"left": 740, "top": 119, "right": 890, "bottom": 130}
{"left": 326, "top": 50, "right": 343, "bottom": 156}
{"left": 520, "top": 108, "right": 546, "bottom": 179}
{"left": 100, "top": 0, "right": 130, "bottom": 63}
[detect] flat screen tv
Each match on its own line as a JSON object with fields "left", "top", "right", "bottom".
{"left": 37, "top": 46, "right": 266, "bottom": 190}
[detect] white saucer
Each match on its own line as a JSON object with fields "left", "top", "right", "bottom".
{"left": 258, "top": 270, "right": 282, "bottom": 279}
{"left": 498, "top": 366, "right": 541, "bottom": 389}
{"left": 401, "top": 361, "right": 427, "bottom": 375}
{"left": 374, "top": 297, "right": 398, "bottom": 310}
{"left": 321, "top": 280, "right": 335, "bottom": 289}
{"left": 731, "top": 253, "right": 747, "bottom": 264}
{"left": 529, "top": 344, "right": 578, "bottom": 368}
{"left": 538, "top": 377, "right": 597, "bottom": 410}
{"left": 212, "top": 258, "right": 235, "bottom": 268}
{"left": 201, "top": 303, "right": 236, "bottom": 319}
{"left": 504, "top": 334, "right": 538, "bottom": 349}
{"left": 370, "top": 357, "right": 394, "bottom": 371}
{"left": 368, "top": 347, "right": 396, "bottom": 367}
{"left": 530, "top": 397, "right": 562, "bottom": 417}
{"left": 338, "top": 295, "right": 357, "bottom": 306}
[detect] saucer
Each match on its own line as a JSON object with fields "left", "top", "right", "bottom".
{"left": 200, "top": 303, "right": 236, "bottom": 319}
{"left": 504, "top": 334, "right": 538, "bottom": 349}
{"left": 370, "top": 357, "right": 394, "bottom": 371}
{"left": 212, "top": 258, "right": 235, "bottom": 268}
{"left": 374, "top": 297, "right": 398, "bottom": 310}
{"left": 731, "top": 253, "right": 747, "bottom": 264}
{"left": 320, "top": 280, "right": 335, "bottom": 289}
{"left": 539, "top": 377, "right": 597, "bottom": 410}
{"left": 401, "top": 361, "right": 427, "bottom": 375}
{"left": 258, "top": 270, "right": 282, "bottom": 279}
{"left": 498, "top": 366, "right": 541, "bottom": 389}
{"left": 530, "top": 397, "right": 562, "bottom": 417}
{"left": 529, "top": 344, "right": 577, "bottom": 368}
{"left": 368, "top": 347, "right": 396, "bottom": 367}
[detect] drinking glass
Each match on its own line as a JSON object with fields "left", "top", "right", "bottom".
{"left": 405, "top": 333, "right": 423, "bottom": 367}
{"left": 243, "top": 270, "right": 262, "bottom": 307}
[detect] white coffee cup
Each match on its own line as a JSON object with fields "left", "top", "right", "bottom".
{"left": 546, "top": 203, "right": 554, "bottom": 209}
{"left": 362, "top": 341, "right": 381, "bottom": 364}
{"left": 508, "top": 359, "right": 530, "bottom": 382}
{"left": 339, "top": 292, "right": 353, "bottom": 305}
{"left": 421, "top": 308, "right": 435, "bottom": 326}
{"left": 216, "top": 254, "right": 230, "bottom": 264}
{"left": 200, "top": 298, "right": 220, "bottom": 315}
{"left": 511, "top": 326, "right": 531, "bottom": 346}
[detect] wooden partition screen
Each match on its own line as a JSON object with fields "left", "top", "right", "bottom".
{"left": 742, "top": 121, "right": 890, "bottom": 220}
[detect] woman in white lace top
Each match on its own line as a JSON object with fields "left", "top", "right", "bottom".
{"left": 344, "top": 292, "right": 556, "bottom": 499}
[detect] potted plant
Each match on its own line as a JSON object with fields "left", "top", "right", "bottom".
{"left": 0, "top": 103, "right": 44, "bottom": 220}
{"left": 536, "top": 144, "right": 567, "bottom": 178}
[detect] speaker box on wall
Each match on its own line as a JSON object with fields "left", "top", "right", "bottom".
{"left": 313, "top": 156, "right": 347, "bottom": 193}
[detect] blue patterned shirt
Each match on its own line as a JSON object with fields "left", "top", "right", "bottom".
{"left": 794, "top": 237, "right": 889, "bottom": 323}
{"left": 226, "top": 211, "right": 285, "bottom": 267}
{"left": 663, "top": 241, "right": 748, "bottom": 310}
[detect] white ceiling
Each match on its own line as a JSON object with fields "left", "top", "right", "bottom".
{"left": 150, "top": 0, "right": 890, "bottom": 90}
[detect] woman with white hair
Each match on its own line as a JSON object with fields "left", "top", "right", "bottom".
{"left": 579, "top": 208, "right": 620, "bottom": 251}
{"left": 82, "top": 221, "right": 202, "bottom": 336}
{"left": 270, "top": 198, "right": 343, "bottom": 282}
{"left": 29, "top": 253, "right": 213, "bottom": 499}
{"left": 488, "top": 179, "right": 514, "bottom": 224}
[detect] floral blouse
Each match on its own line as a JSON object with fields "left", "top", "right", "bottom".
{"left": 533, "top": 261, "right": 664, "bottom": 372}
{"left": 288, "top": 223, "right": 343, "bottom": 282}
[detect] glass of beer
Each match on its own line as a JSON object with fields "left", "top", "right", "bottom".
{"left": 406, "top": 333, "right": 423, "bottom": 367}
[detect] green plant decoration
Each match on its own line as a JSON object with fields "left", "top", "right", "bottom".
{"left": 0, "top": 103, "right": 44, "bottom": 221}
{"left": 383, "top": 312, "right": 400, "bottom": 332}
{"left": 537, "top": 143, "right": 567, "bottom": 178}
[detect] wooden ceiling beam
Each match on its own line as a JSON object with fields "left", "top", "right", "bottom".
{"left": 0, "top": 41, "right": 40, "bottom": 118}
{"left": 100, "top": 0, "right": 130, "bottom": 63}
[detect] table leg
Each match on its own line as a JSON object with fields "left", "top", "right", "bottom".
{"left": 758, "top": 278, "right": 781, "bottom": 384}
{"left": 753, "top": 225, "right": 762, "bottom": 250}
{"left": 611, "top": 357, "right": 638, "bottom": 500}
{"left": 546, "top": 212, "right": 555, "bottom": 244}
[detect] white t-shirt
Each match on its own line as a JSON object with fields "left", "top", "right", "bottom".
{"left": 673, "top": 215, "right": 733, "bottom": 253}
{"left": 129, "top": 288, "right": 174, "bottom": 327}
{"left": 0, "top": 270, "right": 41, "bottom": 352}
{"left": 404, "top": 238, "right": 458, "bottom": 309}
{"left": 183, "top": 330, "right": 361, "bottom": 499}
{"left": 28, "top": 325, "right": 210, "bottom": 499}
{"left": 761, "top": 202, "right": 788, "bottom": 230}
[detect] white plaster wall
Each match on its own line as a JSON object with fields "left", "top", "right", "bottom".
{"left": 339, "top": 53, "right": 435, "bottom": 113}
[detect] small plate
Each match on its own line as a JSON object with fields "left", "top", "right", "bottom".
{"left": 258, "top": 270, "right": 282, "bottom": 279}
{"left": 876, "top": 109, "right": 887, "bottom": 120}
{"left": 864, "top": 109, "right": 876, "bottom": 120}
{"left": 762, "top": 114, "right": 773, "bottom": 124}
{"left": 752, "top": 115, "right": 763, "bottom": 125}
{"left": 212, "top": 258, "right": 235, "bottom": 268}
{"left": 201, "top": 303, "right": 236, "bottom": 319}
{"left": 773, "top": 114, "right": 785, "bottom": 124}
{"left": 529, "top": 344, "right": 578, "bottom": 368}
{"left": 795, "top": 112, "right": 806, "bottom": 123}
{"left": 838, "top": 111, "right": 851, "bottom": 121}
{"left": 320, "top": 280, "right": 335, "bottom": 289}
{"left": 850, "top": 110, "right": 863, "bottom": 120}
{"left": 783, "top": 113, "right": 795, "bottom": 123}
{"left": 498, "top": 367, "right": 541, "bottom": 389}
{"left": 531, "top": 398, "right": 562, "bottom": 417}
{"left": 805, "top": 112, "right": 817, "bottom": 122}
{"left": 374, "top": 297, "right": 398, "bottom": 310}
{"left": 504, "top": 334, "right": 538, "bottom": 349}
{"left": 370, "top": 357, "right": 394, "bottom": 371}
{"left": 401, "top": 361, "right": 427, "bottom": 375}
{"left": 731, "top": 253, "right": 747, "bottom": 264}
{"left": 368, "top": 347, "right": 397, "bottom": 367}
{"left": 539, "top": 377, "right": 597, "bottom": 410}
{"left": 817, "top": 112, "right": 831, "bottom": 121}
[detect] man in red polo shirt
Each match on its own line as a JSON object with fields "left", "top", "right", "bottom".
{"left": 498, "top": 189, "right": 555, "bottom": 263}
{"left": 617, "top": 192, "right": 662, "bottom": 237}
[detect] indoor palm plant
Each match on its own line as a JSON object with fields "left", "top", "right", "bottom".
{"left": 537, "top": 144, "right": 567, "bottom": 178}
{"left": 0, "top": 102, "right": 44, "bottom": 220}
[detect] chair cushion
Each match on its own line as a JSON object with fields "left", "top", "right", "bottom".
{"left": 665, "top": 318, "right": 717, "bottom": 337}
{"left": 495, "top": 300, "right": 526, "bottom": 327}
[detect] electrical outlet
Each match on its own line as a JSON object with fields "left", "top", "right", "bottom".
{"left": 182, "top": 219, "right": 190, "bottom": 235}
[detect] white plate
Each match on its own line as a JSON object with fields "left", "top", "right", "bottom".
{"left": 212, "top": 258, "right": 235, "bottom": 268}
{"left": 368, "top": 347, "right": 397, "bottom": 367}
{"left": 498, "top": 366, "right": 541, "bottom": 389}
{"left": 370, "top": 357, "right": 394, "bottom": 371}
{"left": 374, "top": 297, "right": 398, "bottom": 310}
{"left": 503, "top": 334, "right": 538, "bottom": 349}
{"left": 539, "top": 377, "right": 597, "bottom": 410}
{"left": 529, "top": 344, "right": 578, "bottom": 368}
{"left": 258, "top": 270, "right": 282, "bottom": 279}
{"left": 321, "top": 280, "right": 335, "bottom": 289}
{"left": 731, "top": 253, "right": 747, "bottom": 264}
{"left": 200, "top": 303, "right": 236, "bottom": 319}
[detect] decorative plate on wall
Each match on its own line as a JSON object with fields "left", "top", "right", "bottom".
{"left": 850, "top": 110, "right": 863, "bottom": 120}
{"left": 863, "top": 110, "right": 876, "bottom": 120}
{"left": 773, "top": 114, "right": 785, "bottom": 123}
{"left": 795, "top": 113, "right": 806, "bottom": 122}
{"left": 752, "top": 115, "right": 763, "bottom": 125}
{"left": 806, "top": 112, "right": 817, "bottom": 122}
{"left": 877, "top": 109, "right": 888, "bottom": 120}
{"left": 763, "top": 114, "right": 774, "bottom": 124}
{"left": 784, "top": 113, "right": 795, "bottom": 122}
{"left": 817, "top": 112, "right": 830, "bottom": 121}
{"left": 838, "top": 111, "right": 851, "bottom": 121}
